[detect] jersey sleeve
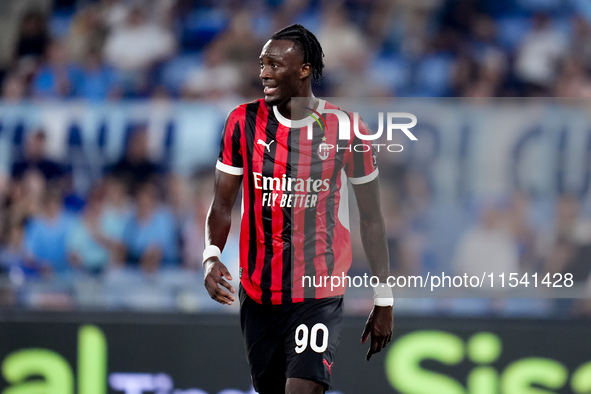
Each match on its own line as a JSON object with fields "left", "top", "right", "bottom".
{"left": 344, "top": 116, "right": 379, "bottom": 184}
{"left": 216, "top": 107, "right": 244, "bottom": 176}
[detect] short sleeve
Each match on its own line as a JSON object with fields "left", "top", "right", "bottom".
{"left": 344, "top": 116, "right": 379, "bottom": 184}
{"left": 216, "top": 107, "right": 244, "bottom": 176}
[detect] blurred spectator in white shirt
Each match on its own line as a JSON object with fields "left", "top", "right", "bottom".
{"left": 103, "top": 6, "right": 175, "bottom": 95}
{"left": 317, "top": 7, "right": 365, "bottom": 74}
{"left": 515, "top": 13, "right": 566, "bottom": 93}
{"left": 317, "top": 6, "right": 376, "bottom": 96}
{"left": 454, "top": 202, "right": 520, "bottom": 280}
{"left": 104, "top": 7, "right": 175, "bottom": 72}
{"left": 100, "top": 0, "right": 175, "bottom": 31}
{"left": 182, "top": 45, "right": 240, "bottom": 100}
{"left": 100, "top": 0, "right": 131, "bottom": 31}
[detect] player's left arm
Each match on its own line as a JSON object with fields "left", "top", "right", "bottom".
{"left": 352, "top": 177, "right": 393, "bottom": 361}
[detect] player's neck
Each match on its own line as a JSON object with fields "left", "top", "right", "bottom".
{"left": 276, "top": 93, "right": 318, "bottom": 120}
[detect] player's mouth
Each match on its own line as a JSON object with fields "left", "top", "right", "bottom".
{"left": 263, "top": 84, "right": 278, "bottom": 95}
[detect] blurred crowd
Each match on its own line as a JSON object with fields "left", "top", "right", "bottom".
{"left": 2, "top": 0, "right": 591, "bottom": 101}
{"left": 363, "top": 171, "right": 591, "bottom": 316}
{"left": 0, "top": 125, "right": 224, "bottom": 310}
{"left": 1, "top": 0, "right": 591, "bottom": 314}
{"left": 4, "top": 123, "right": 591, "bottom": 314}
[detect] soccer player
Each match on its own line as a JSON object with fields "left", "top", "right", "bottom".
{"left": 203, "top": 24, "right": 393, "bottom": 394}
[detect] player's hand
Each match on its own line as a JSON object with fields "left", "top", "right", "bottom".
{"left": 360, "top": 305, "right": 393, "bottom": 361}
{"left": 203, "top": 258, "right": 235, "bottom": 305}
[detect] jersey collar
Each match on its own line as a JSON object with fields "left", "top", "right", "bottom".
{"left": 273, "top": 99, "right": 326, "bottom": 128}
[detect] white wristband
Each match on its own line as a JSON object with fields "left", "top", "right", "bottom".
{"left": 202, "top": 245, "right": 221, "bottom": 264}
{"left": 373, "top": 283, "right": 394, "bottom": 306}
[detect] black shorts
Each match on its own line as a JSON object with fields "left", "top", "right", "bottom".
{"left": 239, "top": 287, "right": 343, "bottom": 393}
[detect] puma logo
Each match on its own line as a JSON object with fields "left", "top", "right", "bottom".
{"left": 323, "top": 359, "right": 333, "bottom": 374}
{"left": 257, "top": 139, "right": 274, "bottom": 152}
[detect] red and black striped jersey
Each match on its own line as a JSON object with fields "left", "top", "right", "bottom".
{"left": 216, "top": 98, "right": 378, "bottom": 304}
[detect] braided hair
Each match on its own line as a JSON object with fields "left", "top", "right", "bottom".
{"left": 271, "top": 24, "right": 324, "bottom": 83}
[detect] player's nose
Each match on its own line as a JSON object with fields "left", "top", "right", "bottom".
{"left": 260, "top": 65, "right": 272, "bottom": 79}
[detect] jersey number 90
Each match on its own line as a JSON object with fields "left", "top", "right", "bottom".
{"left": 294, "top": 323, "right": 329, "bottom": 354}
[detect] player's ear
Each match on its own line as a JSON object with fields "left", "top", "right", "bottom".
{"left": 300, "top": 63, "right": 311, "bottom": 79}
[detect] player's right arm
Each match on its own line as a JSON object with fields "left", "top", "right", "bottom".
{"left": 204, "top": 170, "right": 241, "bottom": 305}
{"left": 204, "top": 106, "right": 245, "bottom": 306}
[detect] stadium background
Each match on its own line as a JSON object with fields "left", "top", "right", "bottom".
{"left": 0, "top": 0, "right": 591, "bottom": 393}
